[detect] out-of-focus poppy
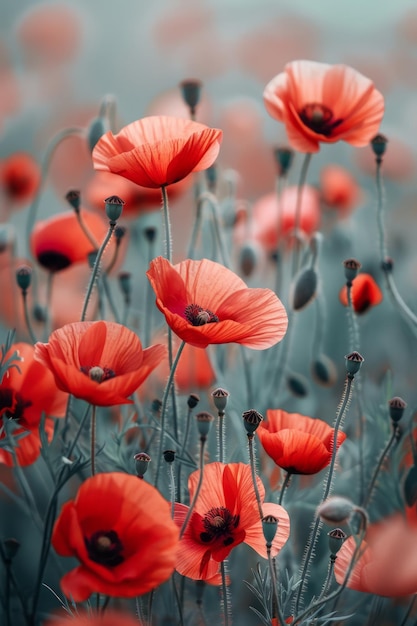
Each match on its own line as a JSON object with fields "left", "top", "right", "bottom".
{"left": 257, "top": 409, "right": 347, "bottom": 475}
{"left": 0, "top": 152, "right": 40, "bottom": 206}
{"left": 30, "top": 210, "right": 112, "bottom": 273}
{"left": 0, "top": 418, "right": 54, "bottom": 467}
{"left": 146, "top": 256, "right": 288, "bottom": 350}
{"left": 334, "top": 514, "right": 417, "bottom": 596}
{"left": 34, "top": 321, "right": 167, "bottom": 406}
{"left": 320, "top": 164, "right": 362, "bottom": 216}
{"left": 52, "top": 472, "right": 179, "bottom": 601}
{"left": 43, "top": 610, "right": 143, "bottom": 626}
{"left": 0, "top": 342, "right": 66, "bottom": 466}
{"left": 234, "top": 185, "right": 321, "bottom": 253}
{"left": 264, "top": 60, "right": 384, "bottom": 153}
{"left": 339, "top": 273, "right": 383, "bottom": 314}
{"left": 174, "top": 462, "right": 290, "bottom": 580}
{"left": 92, "top": 115, "right": 222, "bottom": 189}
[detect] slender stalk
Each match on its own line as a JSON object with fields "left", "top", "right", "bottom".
{"left": 81, "top": 221, "right": 116, "bottom": 322}
{"left": 267, "top": 543, "right": 286, "bottom": 626}
{"left": 221, "top": 560, "right": 231, "bottom": 626}
{"left": 161, "top": 185, "right": 172, "bottom": 262}
{"left": 278, "top": 471, "right": 292, "bottom": 506}
{"left": 217, "top": 410, "right": 225, "bottom": 464}
{"left": 91, "top": 405, "right": 97, "bottom": 476}
{"left": 144, "top": 235, "right": 156, "bottom": 348}
{"left": 239, "top": 345, "right": 254, "bottom": 408}
{"left": 100, "top": 273, "right": 120, "bottom": 322}
{"left": 247, "top": 434, "right": 264, "bottom": 520}
{"left": 187, "top": 192, "right": 205, "bottom": 259}
{"left": 180, "top": 435, "right": 206, "bottom": 538}
{"left": 75, "top": 210, "right": 99, "bottom": 250}
{"left": 317, "top": 556, "right": 336, "bottom": 602}
{"left": 363, "top": 426, "right": 398, "bottom": 509}
{"left": 154, "top": 341, "right": 186, "bottom": 489}
{"left": 21, "top": 289, "right": 37, "bottom": 344}
{"left": 42, "top": 271, "right": 54, "bottom": 341}
{"left": 167, "top": 461, "right": 176, "bottom": 518}
{"left": 290, "top": 153, "right": 312, "bottom": 277}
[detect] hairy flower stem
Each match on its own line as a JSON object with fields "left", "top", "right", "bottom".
{"left": 180, "top": 435, "right": 206, "bottom": 538}
{"left": 239, "top": 346, "right": 254, "bottom": 408}
{"left": 278, "top": 471, "right": 292, "bottom": 506}
{"left": 363, "top": 426, "right": 398, "bottom": 509}
{"left": 247, "top": 434, "right": 264, "bottom": 520}
{"left": 318, "top": 556, "right": 336, "bottom": 602}
{"left": 21, "top": 289, "right": 37, "bottom": 344}
{"left": 177, "top": 404, "right": 194, "bottom": 501}
{"left": 100, "top": 273, "right": 120, "bottom": 323}
{"left": 0, "top": 542, "right": 29, "bottom": 624}
{"left": 291, "top": 152, "right": 312, "bottom": 278}
{"left": 294, "top": 374, "right": 355, "bottom": 613}
{"left": 221, "top": 560, "right": 231, "bottom": 626}
{"left": 218, "top": 410, "right": 225, "bottom": 464}
{"left": 90, "top": 405, "right": 97, "bottom": 476}
{"left": 168, "top": 462, "right": 176, "bottom": 518}
{"left": 267, "top": 544, "right": 286, "bottom": 626}
{"left": 81, "top": 221, "right": 116, "bottom": 321}
{"left": 161, "top": 184, "right": 172, "bottom": 263}
{"left": 155, "top": 341, "right": 186, "bottom": 490}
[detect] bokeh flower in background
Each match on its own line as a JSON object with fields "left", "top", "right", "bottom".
{"left": 339, "top": 272, "right": 383, "bottom": 314}
{"left": 0, "top": 152, "right": 41, "bottom": 208}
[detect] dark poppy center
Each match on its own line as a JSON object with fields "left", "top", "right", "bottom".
{"left": 80, "top": 366, "right": 116, "bottom": 383}
{"left": 0, "top": 389, "right": 32, "bottom": 422}
{"left": 200, "top": 506, "right": 239, "bottom": 546}
{"left": 184, "top": 304, "right": 219, "bottom": 326}
{"left": 37, "top": 251, "right": 72, "bottom": 272}
{"left": 299, "top": 103, "right": 343, "bottom": 137}
{"left": 85, "top": 530, "right": 124, "bottom": 567}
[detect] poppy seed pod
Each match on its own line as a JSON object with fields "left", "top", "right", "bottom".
{"left": 195, "top": 411, "right": 215, "bottom": 438}
{"left": 104, "top": 195, "right": 125, "bottom": 222}
{"left": 291, "top": 267, "right": 318, "bottom": 311}
{"left": 65, "top": 189, "right": 81, "bottom": 212}
{"left": 327, "top": 528, "right": 347, "bottom": 557}
{"left": 388, "top": 396, "right": 407, "bottom": 423}
{"left": 345, "top": 351, "right": 364, "bottom": 376}
{"left": 343, "top": 258, "right": 362, "bottom": 284}
{"left": 212, "top": 388, "right": 230, "bottom": 412}
{"left": 242, "top": 409, "right": 263, "bottom": 434}
{"left": 371, "top": 133, "right": 388, "bottom": 160}
{"left": 16, "top": 265, "right": 32, "bottom": 291}
{"left": 187, "top": 393, "right": 200, "bottom": 409}
{"left": 262, "top": 515, "right": 279, "bottom": 545}
{"left": 134, "top": 452, "right": 151, "bottom": 478}
{"left": 180, "top": 79, "right": 203, "bottom": 115}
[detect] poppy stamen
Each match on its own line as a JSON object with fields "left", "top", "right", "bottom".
{"left": 184, "top": 304, "right": 219, "bottom": 326}
{"left": 80, "top": 366, "right": 116, "bottom": 383}
{"left": 0, "top": 389, "right": 32, "bottom": 422}
{"left": 200, "top": 506, "right": 239, "bottom": 545}
{"left": 299, "top": 103, "right": 343, "bottom": 137}
{"left": 85, "top": 529, "right": 124, "bottom": 567}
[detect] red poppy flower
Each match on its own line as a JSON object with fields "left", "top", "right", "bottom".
{"left": 334, "top": 514, "right": 417, "bottom": 596}
{"left": 0, "top": 152, "right": 40, "bottom": 205}
{"left": 34, "top": 321, "right": 167, "bottom": 406}
{"left": 0, "top": 342, "right": 67, "bottom": 466}
{"left": 174, "top": 462, "right": 290, "bottom": 580}
{"left": 30, "top": 210, "right": 113, "bottom": 273}
{"left": 146, "top": 256, "right": 288, "bottom": 349}
{"left": 264, "top": 60, "right": 384, "bottom": 153}
{"left": 44, "top": 610, "right": 143, "bottom": 626}
{"left": 339, "top": 273, "right": 383, "bottom": 314}
{"left": 52, "top": 472, "right": 179, "bottom": 601}
{"left": 234, "top": 185, "right": 320, "bottom": 252}
{"left": 92, "top": 115, "right": 222, "bottom": 189}
{"left": 257, "top": 409, "right": 347, "bottom": 475}
{"left": 320, "top": 164, "right": 362, "bottom": 216}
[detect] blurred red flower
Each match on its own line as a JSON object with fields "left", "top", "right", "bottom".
{"left": 146, "top": 256, "right": 288, "bottom": 349}
{"left": 264, "top": 60, "right": 384, "bottom": 153}
{"left": 0, "top": 342, "right": 67, "bottom": 466}
{"left": 92, "top": 115, "right": 222, "bottom": 189}
{"left": 339, "top": 273, "right": 383, "bottom": 314}
{"left": 257, "top": 409, "right": 347, "bottom": 475}
{"left": 30, "top": 210, "right": 112, "bottom": 273}
{"left": 334, "top": 514, "right": 417, "bottom": 596}
{"left": 52, "top": 472, "right": 179, "bottom": 601}
{"left": 174, "top": 462, "right": 290, "bottom": 580}
{"left": 320, "top": 164, "right": 362, "bottom": 216}
{"left": 34, "top": 321, "right": 167, "bottom": 406}
{"left": 0, "top": 152, "right": 40, "bottom": 206}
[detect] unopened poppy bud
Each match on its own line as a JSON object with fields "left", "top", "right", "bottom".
{"left": 239, "top": 243, "right": 259, "bottom": 277}
{"left": 143, "top": 226, "right": 157, "bottom": 243}
{"left": 381, "top": 257, "right": 393, "bottom": 273}
{"left": 180, "top": 79, "right": 203, "bottom": 115}
{"left": 262, "top": 515, "right": 278, "bottom": 545}
{"left": 371, "top": 134, "right": 388, "bottom": 161}
{"left": 163, "top": 450, "right": 176, "bottom": 464}
{"left": 33, "top": 303, "right": 47, "bottom": 323}
{"left": 291, "top": 267, "right": 318, "bottom": 311}
{"left": 327, "top": 528, "right": 347, "bottom": 557}
{"left": 242, "top": 409, "right": 263, "bottom": 434}
{"left": 115, "top": 225, "right": 126, "bottom": 244}
{"left": 212, "top": 388, "right": 230, "bottom": 413}
{"left": 16, "top": 265, "right": 32, "bottom": 291}
{"left": 345, "top": 351, "right": 364, "bottom": 376}
{"left": 187, "top": 393, "right": 200, "bottom": 409}
{"left": 87, "top": 115, "right": 110, "bottom": 152}
{"left": 343, "top": 258, "right": 362, "bottom": 284}
{"left": 105, "top": 195, "right": 124, "bottom": 222}
{"left": 311, "top": 354, "right": 337, "bottom": 387}
{"left": 118, "top": 272, "right": 131, "bottom": 298}
{"left": 273, "top": 146, "right": 294, "bottom": 176}
{"left": 388, "top": 396, "right": 407, "bottom": 423}
{"left": 65, "top": 189, "right": 81, "bottom": 213}
{"left": 195, "top": 411, "right": 214, "bottom": 438}
{"left": 318, "top": 496, "right": 354, "bottom": 525}
{"left": 287, "top": 372, "right": 309, "bottom": 397}
{"left": 205, "top": 164, "right": 217, "bottom": 193}
{"left": 3, "top": 538, "right": 20, "bottom": 562}
{"left": 134, "top": 452, "right": 151, "bottom": 478}
{"left": 151, "top": 398, "right": 162, "bottom": 413}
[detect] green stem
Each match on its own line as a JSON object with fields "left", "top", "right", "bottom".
{"left": 218, "top": 411, "right": 225, "bottom": 464}
{"left": 221, "top": 560, "right": 231, "bottom": 626}
{"left": 239, "top": 345, "right": 254, "bottom": 408}
{"left": 100, "top": 273, "right": 120, "bottom": 322}
{"left": 278, "top": 471, "right": 292, "bottom": 506}
{"left": 291, "top": 153, "right": 312, "bottom": 277}
{"left": 180, "top": 435, "right": 206, "bottom": 538}
{"left": 21, "top": 290, "right": 37, "bottom": 344}
{"left": 75, "top": 210, "right": 99, "bottom": 249}
{"left": 161, "top": 185, "right": 172, "bottom": 263}
{"left": 91, "top": 404, "right": 97, "bottom": 476}
{"left": 247, "top": 434, "right": 264, "bottom": 520}
{"left": 81, "top": 221, "right": 116, "bottom": 322}
{"left": 363, "top": 426, "right": 398, "bottom": 509}
{"left": 267, "top": 544, "right": 286, "bottom": 626}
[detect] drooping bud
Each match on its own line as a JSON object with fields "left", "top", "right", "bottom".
{"left": 239, "top": 242, "right": 259, "bottom": 277}
{"left": 318, "top": 496, "right": 355, "bottom": 526}
{"left": 104, "top": 195, "right": 124, "bottom": 222}
{"left": 65, "top": 189, "right": 81, "bottom": 213}
{"left": 195, "top": 411, "right": 214, "bottom": 438}
{"left": 327, "top": 528, "right": 347, "bottom": 557}
{"left": 87, "top": 115, "right": 110, "bottom": 152}
{"left": 205, "top": 164, "right": 217, "bottom": 193}
{"left": 187, "top": 393, "right": 200, "bottom": 409}
{"left": 16, "top": 265, "right": 32, "bottom": 292}
{"left": 143, "top": 226, "right": 157, "bottom": 243}
{"left": 211, "top": 388, "right": 230, "bottom": 413}
{"left": 114, "top": 225, "right": 126, "bottom": 244}
{"left": 118, "top": 272, "right": 131, "bottom": 299}
{"left": 262, "top": 515, "right": 278, "bottom": 545}
{"left": 345, "top": 351, "right": 364, "bottom": 377}
{"left": 291, "top": 267, "right": 318, "bottom": 311}
{"left": 311, "top": 354, "right": 337, "bottom": 387}
{"left": 343, "top": 258, "right": 362, "bottom": 284}
{"left": 287, "top": 372, "right": 309, "bottom": 397}
{"left": 134, "top": 452, "right": 151, "bottom": 478}
{"left": 180, "top": 79, "right": 203, "bottom": 116}
{"left": 163, "top": 450, "right": 176, "bottom": 464}
{"left": 388, "top": 396, "right": 407, "bottom": 423}
{"left": 273, "top": 146, "right": 294, "bottom": 177}
{"left": 242, "top": 409, "right": 263, "bottom": 435}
